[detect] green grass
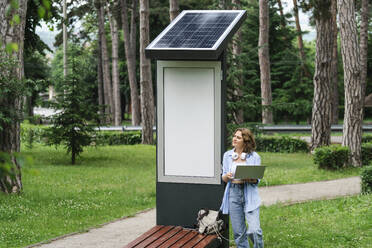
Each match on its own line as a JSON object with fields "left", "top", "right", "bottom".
{"left": 0, "top": 144, "right": 156, "bottom": 248}
{"left": 0, "top": 145, "right": 363, "bottom": 247}
{"left": 258, "top": 194, "right": 372, "bottom": 247}
{"left": 260, "top": 153, "right": 361, "bottom": 186}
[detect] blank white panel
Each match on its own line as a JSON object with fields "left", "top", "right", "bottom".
{"left": 164, "top": 67, "right": 215, "bottom": 177}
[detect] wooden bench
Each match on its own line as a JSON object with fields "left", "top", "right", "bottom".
{"left": 124, "top": 225, "right": 221, "bottom": 248}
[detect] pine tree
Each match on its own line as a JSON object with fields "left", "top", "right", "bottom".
{"left": 46, "top": 51, "right": 98, "bottom": 165}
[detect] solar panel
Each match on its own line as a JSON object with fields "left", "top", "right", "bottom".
{"left": 146, "top": 10, "right": 246, "bottom": 60}
{"left": 153, "top": 12, "right": 238, "bottom": 49}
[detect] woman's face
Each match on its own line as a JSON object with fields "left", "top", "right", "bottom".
{"left": 232, "top": 131, "right": 244, "bottom": 150}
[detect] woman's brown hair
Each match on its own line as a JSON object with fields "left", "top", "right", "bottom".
{"left": 234, "top": 128, "right": 256, "bottom": 154}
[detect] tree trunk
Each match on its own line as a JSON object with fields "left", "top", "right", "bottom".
{"left": 277, "top": 0, "right": 286, "bottom": 28}
{"left": 63, "top": 0, "right": 67, "bottom": 78}
{"left": 98, "top": 1, "right": 114, "bottom": 124}
{"left": 360, "top": 0, "right": 368, "bottom": 108}
{"left": 139, "top": 0, "right": 154, "bottom": 144}
{"left": 0, "top": 0, "right": 28, "bottom": 193}
{"left": 169, "top": 0, "right": 179, "bottom": 21}
{"left": 232, "top": 0, "right": 244, "bottom": 124}
{"left": 338, "top": 0, "right": 364, "bottom": 166}
{"left": 108, "top": 4, "right": 122, "bottom": 126}
{"left": 120, "top": 0, "right": 141, "bottom": 126}
{"left": 293, "top": 0, "right": 311, "bottom": 78}
{"left": 331, "top": 0, "right": 339, "bottom": 124}
{"left": 96, "top": 25, "right": 104, "bottom": 123}
{"left": 311, "top": 1, "right": 335, "bottom": 151}
{"left": 258, "top": 0, "right": 273, "bottom": 124}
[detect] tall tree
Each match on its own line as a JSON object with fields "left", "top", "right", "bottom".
{"left": 232, "top": 0, "right": 244, "bottom": 124}
{"left": 338, "top": 0, "right": 366, "bottom": 166}
{"left": 139, "top": 0, "right": 154, "bottom": 144}
{"left": 258, "top": 0, "right": 273, "bottom": 124}
{"left": 169, "top": 0, "right": 179, "bottom": 21}
{"left": 310, "top": 0, "right": 335, "bottom": 151}
{"left": 96, "top": 20, "right": 104, "bottom": 122}
{"left": 360, "top": 0, "right": 369, "bottom": 109}
{"left": 0, "top": 0, "right": 28, "bottom": 193}
{"left": 120, "top": 0, "right": 141, "bottom": 126}
{"left": 330, "top": 0, "right": 338, "bottom": 124}
{"left": 98, "top": 0, "right": 113, "bottom": 124}
{"left": 63, "top": 0, "right": 67, "bottom": 79}
{"left": 277, "top": 0, "right": 286, "bottom": 28}
{"left": 108, "top": 1, "right": 122, "bottom": 126}
{"left": 293, "top": 0, "right": 311, "bottom": 78}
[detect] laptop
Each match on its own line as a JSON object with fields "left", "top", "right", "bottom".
{"left": 234, "top": 165, "right": 266, "bottom": 179}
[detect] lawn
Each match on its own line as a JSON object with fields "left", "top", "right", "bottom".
{"left": 260, "top": 153, "right": 361, "bottom": 186}
{"left": 0, "top": 144, "right": 156, "bottom": 248}
{"left": 0, "top": 144, "right": 363, "bottom": 247}
{"left": 258, "top": 194, "right": 372, "bottom": 248}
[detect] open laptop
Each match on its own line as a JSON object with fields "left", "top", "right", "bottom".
{"left": 234, "top": 165, "right": 266, "bottom": 179}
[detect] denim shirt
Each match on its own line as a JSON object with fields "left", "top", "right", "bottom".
{"left": 220, "top": 149, "right": 261, "bottom": 214}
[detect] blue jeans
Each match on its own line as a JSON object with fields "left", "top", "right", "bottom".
{"left": 229, "top": 183, "right": 264, "bottom": 248}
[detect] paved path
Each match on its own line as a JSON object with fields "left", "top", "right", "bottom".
{"left": 298, "top": 136, "right": 343, "bottom": 144}
{"left": 30, "top": 176, "right": 361, "bottom": 248}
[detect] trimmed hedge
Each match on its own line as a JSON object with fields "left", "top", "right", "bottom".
{"left": 313, "top": 145, "right": 350, "bottom": 170}
{"left": 20, "top": 125, "right": 143, "bottom": 146}
{"left": 255, "top": 136, "right": 309, "bottom": 153}
{"left": 362, "top": 135, "right": 372, "bottom": 144}
{"left": 361, "top": 165, "right": 372, "bottom": 194}
{"left": 94, "top": 132, "right": 142, "bottom": 145}
{"left": 361, "top": 143, "right": 372, "bottom": 165}
{"left": 313, "top": 143, "right": 372, "bottom": 169}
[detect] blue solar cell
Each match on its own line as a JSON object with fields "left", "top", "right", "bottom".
{"left": 152, "top": 12, "right": 239, "bottom": 49}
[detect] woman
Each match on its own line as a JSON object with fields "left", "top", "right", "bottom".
{"left": 220, "top": 128, "right": 263, "bottom": 248}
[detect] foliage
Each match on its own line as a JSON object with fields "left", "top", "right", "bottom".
{"left": 255, "top": 136, "right": 309, "bottom": 153}
{"left": 45, "top": 50, "right": 99, "bottom": 164}
{"left": 0, "top": 50, "right": 26, "bottom": 132}
{"left": 95, "top": 131, "right": 142, "bottom": 145}
{"left": 313, "top": 145, "right": 350, "bottom": 170}
{"left": 362, "top": 135, "right": 372, "bottom": 143}
{"left": 20, "top": 123, "right": 47, "bottom": 149}
{"left": 361, "top": 142, "right": 372, "bottom": 166}
{"left": 225, "top": 0, "right": 314, "bottom": 124}
{"left": 50, "top": 42, "right": 97, "bottom": 98}
{"left": 361, "top": 165, "right": 372, "bottom": 194}
{"left": 0, "top": 152, "right": 18, "bottom": 193}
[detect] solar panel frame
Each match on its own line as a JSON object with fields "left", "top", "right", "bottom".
{"left": 145, "top": 10, "right": 246, "bottom": 60}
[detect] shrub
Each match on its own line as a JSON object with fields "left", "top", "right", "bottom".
{"left": 313, "top": 145, "right": 350, "bottom": 170}
{"left": 255, "top": 136, "right": 309, "bottom": 153}
{"left": 94, "top": 132, "right": 142, "bottom": 145}
{"left": 361, "top": 143, "right": 372, "bottom": 166}
{"left": 362, "top": 135, "right": 372, "bottom": 144}
{"left": 20, "top": 125, "right": 46, "bottom": 148}
{"left": 361, "top": 165, "right": 372, "bottom": 194}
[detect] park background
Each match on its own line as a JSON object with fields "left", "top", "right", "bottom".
{"left": 0, "top": 0, "right": 372, "bottom": 247}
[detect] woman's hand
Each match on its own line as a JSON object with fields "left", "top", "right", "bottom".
{"left": 223, "top": 172, "right": 234, "bottom": 182}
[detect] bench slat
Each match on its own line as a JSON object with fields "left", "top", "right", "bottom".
{"left": 157, "top": 229, "right": 192, "bottom": 248}
{"left": 135, "top": 225, "right": 175, "bottom": 248}
{"left": 146, "top": 226, "right": 183, "bottom": 248}
{"left": 180, "top": 233, "right": 207, "bottom": 248}
{"left": 124, "top": 225, "right": 164, "bottom": 248}
{"left": 192, "top": 235, "right": 219, "bottom": 248}
{"left": 169, "top": 231, "right": 199, "bottom": 248}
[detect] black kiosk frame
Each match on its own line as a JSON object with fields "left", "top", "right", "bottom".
{"left": 145, "top": 10, "right": 247, "bottom": 248}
